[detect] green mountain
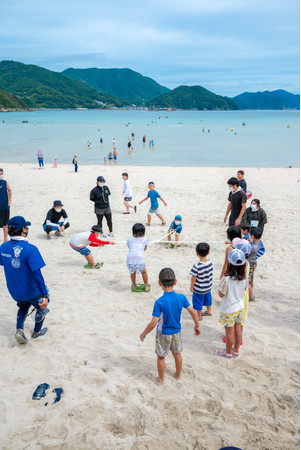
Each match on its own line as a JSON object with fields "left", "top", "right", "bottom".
{"left": 147, "top": 85, "right": 239, "bottom": 110}
{"left": 233, "top": 90, "right": 300, "bottom": 110}
{"left": 0, "top": 60, "right": 129, "bottom": 109}
{"left": 62, "top": 67, "right": 170, "bottom": 103}
{"left": 0, "top": 88, "right": 29, "bottom": 110}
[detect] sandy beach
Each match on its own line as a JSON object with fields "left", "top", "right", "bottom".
{"left": 0, "top": 162, "right": 299, "bottom": 449}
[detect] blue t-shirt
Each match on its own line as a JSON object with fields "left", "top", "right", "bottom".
{"left": 147, "top": 190, "right": 160, "bottom": 209}
{"left": 0, "top": 180, "right": 9, "bottom": 211}
{"left": 0, "top": 239, "right": 46, "bottom": 301}
{"left": 152, "top": 291, "right": 190, "bottom": 335}
{"left": 169, "top": 221, "right": 182, "bottom": 234}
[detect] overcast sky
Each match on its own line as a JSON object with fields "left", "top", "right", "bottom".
{"left": 1, "top": 0, "right": 299, "bottom": 95}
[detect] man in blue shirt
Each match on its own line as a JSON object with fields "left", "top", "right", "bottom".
{"left": 140, "top": 268, "right": 201, "bottom": 385}
{"left": 0, "top": 216, "right": 49, "bottom": 344}
{"left": 138, "top": 182, "right": 167, "bottom": 226}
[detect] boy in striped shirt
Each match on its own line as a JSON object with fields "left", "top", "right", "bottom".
{"left": 190, "top": 242, "right": 213, "bottom": 320}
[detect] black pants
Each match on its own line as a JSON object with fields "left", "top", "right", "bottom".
{"left": 96, "top": 212, "right": 112, "bottom": 232}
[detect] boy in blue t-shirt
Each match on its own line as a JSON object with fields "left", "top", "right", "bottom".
{"left": 140, "top": 268, "right": 201, "bottom": 385}
{"left": 139, "top": 182, "right": 167, "bottom": 226}
{"left": 167, "top": 214, "right": 182, "bottom": 248}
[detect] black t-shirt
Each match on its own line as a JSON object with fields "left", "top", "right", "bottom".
{"left": 43, "top": 208, "right": 67, "bottom": 225}
{"left": 228, "top": 190, "right": 246, "bottom": 221}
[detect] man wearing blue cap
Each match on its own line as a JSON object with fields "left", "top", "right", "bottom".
{"left": 0, "top": 216, "right": 49, "bottom": 344}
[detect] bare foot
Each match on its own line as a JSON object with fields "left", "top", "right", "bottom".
{"left": 174, "top": 372, "right": 182, "bottom": 381}
{"left": 132, "top": 284, "right": 137, "bottom": 290}
{"left": 155, "top": 377, "right": 164, "bottom": 386}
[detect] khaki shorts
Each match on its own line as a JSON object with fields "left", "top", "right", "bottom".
{"left": 155, "top": 331, "right": 182, "bottom": 357}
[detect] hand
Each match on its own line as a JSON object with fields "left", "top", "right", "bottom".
{"left": 164, "top": 202, "right": 167, "bottom": 206}
{"left": 140, "top": 333, "right": 146, "bottom": 342}
{"left": 58, "top": 225, "right": 64, "bottom": 232}
{"left": 139, "top": 201, "right": 142, "bottom": 205}
{"left": 223, "top": 216, "right": 227, "bottom": 223}
{"left": 235, "top": 218, "right": 240, "bottom": 226}
{"left": 111, "top": 242, "right": 116, "bottom": 245}
{"left": 194, "top": 326, "right": 201, "bottom": 336}
{"left": 39, "top": 297, "right": 48, "bottom": 310}
{"left": 190, "top": 286, "right": 194, "bottom": 293}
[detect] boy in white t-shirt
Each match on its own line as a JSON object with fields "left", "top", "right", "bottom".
{"left": 122, "top": 173, "right": 137, "bottom": 214}
{"left": 126, "top": 223, "right": 149, "bottom": 291}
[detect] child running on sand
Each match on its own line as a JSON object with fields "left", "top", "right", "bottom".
{"left": 126, "top": 223, "right": 149, "bottom": 291}
{"left": 69, "top": 225, "right": 115, "bottom": 269}
{"left": 140, "top": 268, "right": 201, "bottom": 385}
{"left": 139, "top": 182, "right": 167, "bottom": 226}
{"left": 218, "top": 249, "right": 247, "bottom": 358}
{"left": 122, "top": 173, "right": 137, "bottom": 214}
{"left": 190, "top": 242, "right": 213, "bottom": 320}
{"left": 167, "top": 215, "right": 182, "bottom": 248}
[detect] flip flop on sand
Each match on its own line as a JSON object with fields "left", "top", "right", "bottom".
{"left": 84, "top": 264, "right": 102, "bottom": 269}
{"left": 202, "top": 311, "right": 212, "bottom": 316}
{"left": 169, "top": 244, "right": 181, "bottom": 249}
{"left": 32, "top": 383, "right": 50, "bottom": 400}
{"left": 131, "top": 284, "right": 151, "bottom": 293}
{"left": 52, "top": 388, "right": 64, "bottom": 404}
{"left": 217, "top": 349, "right": 232, "bottom": 359}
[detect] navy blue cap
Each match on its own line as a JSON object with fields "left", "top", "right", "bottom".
{"left": 8, "top": 216, "right": 31, "bottom": 229}
{"left": 97, "top": 176, "right": 105, "bottom": 182}
{"left": 53, "top": 200, "right": 63, "bottom": 207}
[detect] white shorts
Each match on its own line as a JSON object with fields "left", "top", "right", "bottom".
{"left": 148, "top": 207, "right": 160, "bottom": 216}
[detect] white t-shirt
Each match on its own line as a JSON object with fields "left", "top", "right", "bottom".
{"left": 126, "top": 237, "right": 148, "bottom": 264}
{"left": 218, "top": 276, "right": 246, "bottom": 314}
{"left": 70, "top": 231, "right": 91, "bottom": 248}
{"left": 123, "top": 179, "right": 133, "bottom": 198}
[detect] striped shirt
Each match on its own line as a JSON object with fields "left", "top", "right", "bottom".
{"left": 190, "top": 260, "right": 213, "bottom": 294}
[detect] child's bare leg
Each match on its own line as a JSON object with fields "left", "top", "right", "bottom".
{"left": 141, "top": 270, "right": 148, "bottom": 290}
{"left": 124, "top": 200, "right": 130, "bottom": 212}
{"left": 130, "top": 272, "right": 137, "bottom": 289}
{"left": 156, "top": 213, "right": 165, "bottom": 224}
{"left": 225, "top": 326, "right": 234, "bottom": 355}
{"left": 156, "top": 356, "right": 165, "bottom": 385}
{"left": 167, "top": 231, "right": 172, "bottom": 242}
{"left": 172, "top": 352, "right": 182, "bottom": 380}
{"left": 174, "top": 234, "right": 180, "bottom": 248}
{"left": 206, "top": 305, "right": 212, "bottom": 314}
{"left": 85, "top": 254, "right": 96, "bottom": 266}
{"left": 233, "top": 323, "right": 242, "bottom": 354}
{"left": 197, "top": 310, "right": 202, "bottom": 320}
{"left": 147, "top": 214, "right": 151, "bottom": 225}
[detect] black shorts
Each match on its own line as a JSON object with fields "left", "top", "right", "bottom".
{"left": 0, "top": 209, "right": 9, "bottom": 228}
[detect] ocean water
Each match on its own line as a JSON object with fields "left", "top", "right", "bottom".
{"left": 0, "top": 110, "right": 299, "bottom": 167}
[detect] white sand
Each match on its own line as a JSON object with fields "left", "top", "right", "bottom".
{"left": 0, "top": 163, "right": 299, "bottom": 449}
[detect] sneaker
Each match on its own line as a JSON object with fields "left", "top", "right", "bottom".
{"left": 54, "top": 231, "right": 63, "bottom": 237}
{"left": 46, "top": 234, "right": 51, "bottom": 240}
{"left": 134, "top": 206, "right": 137, "bottom": 213}
{"left": 161, "top": 222, "right": 166, "bottom": 226}
{"left": 123, "top": 212, "right": 130, "bottom": 215}
{"left": 107, "top": 233, "right": 114, "bottom": 237}
{"left": 15, "top": 329, "right": 28, "bottom": 344}
{"left": 31, "top": 328, "right": 48, "bottom": 339}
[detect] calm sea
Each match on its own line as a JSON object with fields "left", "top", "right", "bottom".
{"left": 0, "top": 110, "right": 299, "bottom": 167}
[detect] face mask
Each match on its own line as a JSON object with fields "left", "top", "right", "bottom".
{"left": 0, "top": 175, "right": 3, "bottom": 180}
{"left": 251, "top": 204, "right": 257, "bottom": 211}
{"left": 229, "top": 186, "right": 234, "bottom": 193}
{"left": 98, "top": 182, "right": 105, "bottom": 187}
{"left": 175, "top": 220, "right": 181, "bottom": 225}
{"left": 54, "top": 208, "right": 62, "bottom": 213}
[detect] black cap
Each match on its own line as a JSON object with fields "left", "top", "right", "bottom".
{"left": 97, "top": 176, "right": 105, "bottom": 182}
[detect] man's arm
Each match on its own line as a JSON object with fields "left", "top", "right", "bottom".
{"left": 235, "top": 203, "right": 246, "bottom": 226}
{"left": 186, "top": 305, "right": 201, "bottom": 335}
{"left": 7, "top": 182, "right": 12, "bottom": 206}
{"left": 190, "top": 276, "right": 197, "bottom": 293}
{"left": 140, "top": 316, "right": 159, "bottom": 341}
{"left": 224, "top": 201, "right": 231, "bottom": 223}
